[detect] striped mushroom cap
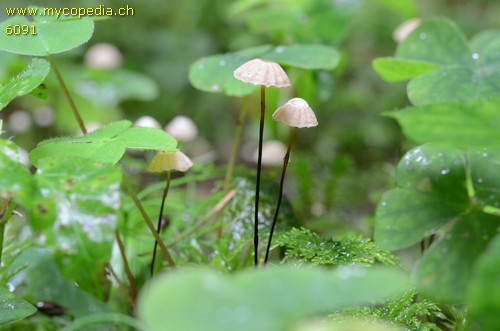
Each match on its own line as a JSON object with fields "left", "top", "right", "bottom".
{"left": 272, "top": 98, "right": 318, "bottom": 128}
{"left": 234, "top": 59, "right": 290, "bottom": 88}
{"left": 147, "top": 151, "right": 193, "bottom": 173}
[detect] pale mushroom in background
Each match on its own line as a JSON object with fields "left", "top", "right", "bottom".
{"left": 134, "top": 115, "right": 162, "bottom": 129}
{"left": 84, "top": 43, "right": 123, "bottom": 70}
{"left": 164, "top": 115, "right": 198, "bottom": 142}
{"left": 393, "top": 18, "right": 421, "bottom": 43}
{"left": 252, "top": 140, "right": 287, "bottom": 167}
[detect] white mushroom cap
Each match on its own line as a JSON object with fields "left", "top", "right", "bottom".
{"left": 252, "top": 140, "right": 287, "bottom": 166}
{"left": 233, "top": 59, "right": 290, "bottom": 88}
{"left": 134, "top": 116, "right": 161, "bottom": 129}
{"left": 147, "top": 151, "right": 193, "bottom": 173}
{"left": 84, "top": 43, "right": 123, "bottom": 70}
{"left": 165, "top": 115, "right": 198, "bottom": 142}
{"left": 393, "top": 18, "right": 421, "bottom": 43}
{"left": 272, "top": 98, "right": 318, "bottom": 128}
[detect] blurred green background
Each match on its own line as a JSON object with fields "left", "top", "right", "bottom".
{"left": 1, "top": 0, "right": 499, "bottom": 239}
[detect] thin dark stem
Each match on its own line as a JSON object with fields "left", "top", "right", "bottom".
{"left": 254, "top": 85, "right": 266, "bottom": 266}
{"left": 114, "top": 229, "right": 137, "bottom": 304}
{"left": 48, "top": 56, "right": 87, "bottom": 134}
{"left": 150, "top": 170, "right": 171, "bottom": 277}
{"left": 264, "top": 127, "right": 294, "bottom": 264}
{"left": 122, "top": 173, "right": 176, "bottom": 268}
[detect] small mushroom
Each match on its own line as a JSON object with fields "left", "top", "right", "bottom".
{"left": 147, "top": 150, "right": 193, "bottom": 173}
{"left": 272, "top": 97, "right": 318, "bottom": 128}
{"left": 146, "top": 151, "right": 192, "bottom": 276}
{"left": 134, "top": 115, "right": 161, "bottom": 129}
{"left": 84, "top": 43, "right": 123, "bottom": 70}
{"left": 234, "top": 58, "right": 290, "bottom": 266}
{"left": 264, "top": 98, "right": 318, "bottom": 263}
{"left": 234, "top": 58, "right": 290, "bottom": 88}
{"left": 164, "top": 115, "right": 198, "bottom": 142}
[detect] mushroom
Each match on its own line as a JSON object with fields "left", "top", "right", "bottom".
{"left": 146, "top": 150, "right": 193, "bottom": 276}
{"left": 264, "top": 98, "right": 318, "bottom": 263}
{"left": 233, "top": 59, "right": 290, "bottom": 265}
{"left": 164, "top": 115, "right": 198, "bottom": 142}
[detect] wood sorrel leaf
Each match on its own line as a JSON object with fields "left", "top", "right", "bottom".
{"left": 189, "top": 44, "right": 340, "bottom": 96}
{"left": 375, "top": 145, "right": 468, "bottom": 250}
{"left": 468, "top": 234, "right": 500, "bottom": 330}
{"left": 0, "top": 8, "right": 94, "bottom": 56}
{"left": 375, "top": 144, "right": 500, "bottom": 303}
{"left": 0, "top": 139, "right": 35, "bottom": 209}
{"left": 9, "top": 248, "right": 110, "bottom": 317}
{"left": 373, "top": 17, "right": 500, "bottom": 104}
{"left": 137, "top": 266, "right": 409, "bottom": 331}
{"left": 32, "top": 157, "right": 122, "bottom": 300}
{"left": 0, "top": 287, "right": 37, "bottom": 325}
{"left": 386, "top": 98, "right": 500, "bottom": 149}
{"left": 0, "top": 58, "right": 50, "bottom": 111}
{"left": 29, "top": 120, "right": 178, "bottom": 167}
{"left": 414, "top": 212, "right": 498, "bottom": 303}
{"left": 372, "top": 57, "right": 438, "bottom": 82}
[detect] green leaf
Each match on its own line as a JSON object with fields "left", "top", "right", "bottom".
{"left": 293, "top": 319, "right": 403, "bottom": 331}
{"left": 137, "top": 266, "right": 409, "bottom": 331}
{"left": 117, "top": 127, "right": 177, "bottom": 152}
{"left": 386, "top": 98, "right": 500, "bottom": 149}
{"left": 189, "top": 44, "right": 340, "bottom": 96}
{"left": 262, "top": 44, "right": 340, "bottom": 70}
{"left": 0, "top": 58, "right": 50, "bottom": 110}
{"left": 396, "top": 17, "right": 472, "bottom": 66}
{"left": 0, "top": 140, "right": 35, "bottom": 208}
{"left": 372, "top": 57, "right": 439, "bottom": 82}
{"left": 414, "top": 212, "right": 499, "bottom": 303}
{"left": 29, "top": 83, "right": 48, "bottom": 100}
{"left": 73, "top": 67, "right": 160, "bottom": 105}
{"left": 468, "top": 234, "right": 500, "bottom": 330}
{"left": 469, "top": 30, "right": 500, "bottom": 67}
{"left": 9, "top": 248, "right": 110, "bottom": 317}
{"left": 375, "top": 145, "right": 468, "bottom": 250}
{"left": 0, "top": 287, "right": 37, "bottom": 326}
{"left": 406, "top": 66, "right": 500, "bottom": 105}
{"left": 0, "top": 9, "right": 94, "bottom": 56}
{"left": 374, "top": 18, "right": 500, "bottom": 104}
{"left": 29, "top": 121, "right": 178, "bottom": 167}
{"left": 188, "top": 47, "right": 270, "bottom": 96}
{"left": 39, "top": 120, "right": 132, "bottom": 145}
{"left": 375, "top": 189, "right": 460, "bottom": 251}
{"left": 31, "top": 157, "right": 122, "bottom": 299}
{"left": 370, "top": 0, "right": 419, "bottom": 18}
{"left": 468, "top": 149, "right": 500, "bottom": 208}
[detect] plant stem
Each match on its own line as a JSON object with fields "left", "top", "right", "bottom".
{"left": 114, "top": 229, "right": 137, "bottom": 304}
{"left": 223, "top": 98, "right": 249, "bottom": 193}
{"left": 122, "top": 173, "right": 176, "bottom": 268}
{"left": 106, "top": 262, "right": 135, "bottom": 308}
{"left": 217, "top": 98, "right": 249, "bottom": 238}
{"left": 254, "top": 85, "right": 266, "bottom": 266}
{"left": 150, "top": 170, "right": 171, "bottom": 277}
{"left": 0, "top": 198, "right": 15, "bottom": 267}
{"left": 48, "top": 55, "right": 87, "bottom": 134}
{"left": 264, "top": 127, "right": 294, "bottom": 264}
